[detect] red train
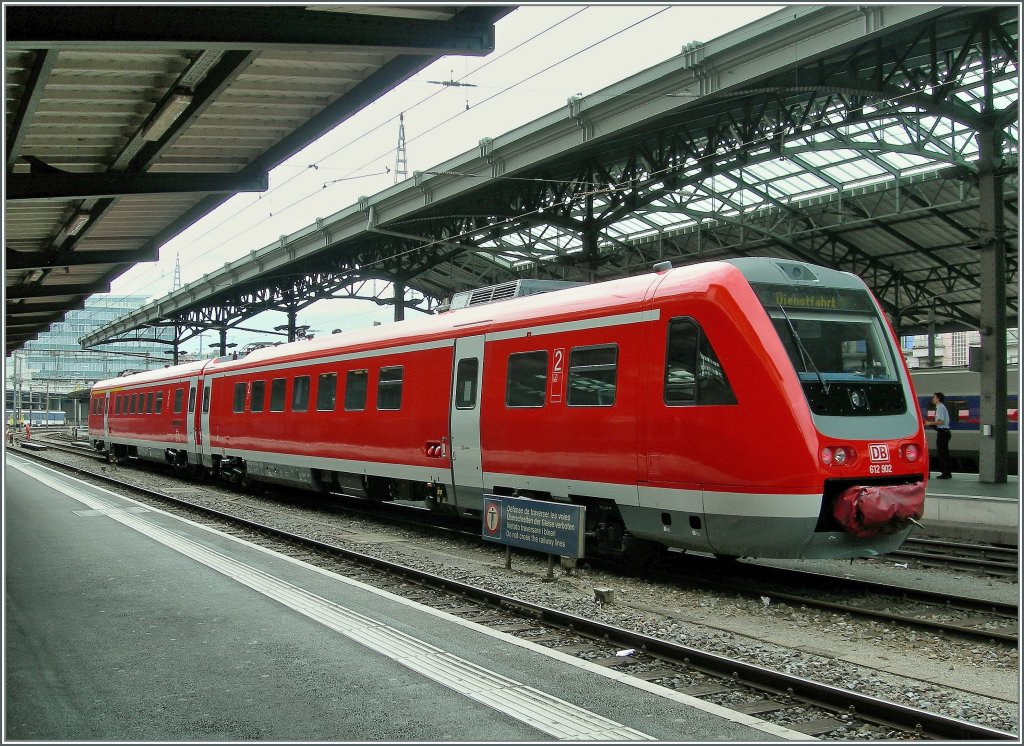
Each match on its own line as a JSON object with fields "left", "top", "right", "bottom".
{"left": 89, "top": 258, "right": 928, "bottom": 562}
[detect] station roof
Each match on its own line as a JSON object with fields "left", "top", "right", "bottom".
{"left": 78, "top": 4, "right": 1018, "bottom": 355}
{"left": 4, "top": 4, "right": 512, "bottom": 356}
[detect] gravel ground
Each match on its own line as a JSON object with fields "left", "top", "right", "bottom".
{"left": 22, "top": 442, "right": 1023, "bottom": 736}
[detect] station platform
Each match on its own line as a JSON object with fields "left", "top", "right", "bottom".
{"left": 4, "top": 453, "right": 806, "bottom": 742}
{"left": 918, "top": 473, "right": 1019, "bottom": 546}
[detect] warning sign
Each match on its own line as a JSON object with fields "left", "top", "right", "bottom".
{"left": 483, "top": 499, "right": 501, "bottom": 536}
{"left": 481, "top": 494, "right": 585, "bottom": 558}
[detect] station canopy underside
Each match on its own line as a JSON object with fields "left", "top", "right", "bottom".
{"left": 62, "top": 5, "right": 1019, "bottom": 353}
{"left": 4, "top": 4, "right": 511, "bottom": 356}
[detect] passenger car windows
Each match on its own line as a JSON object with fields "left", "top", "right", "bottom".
{"left": 665, "top": 318, "right": 737, "bottom": 406}
{"left": 292, "top": 376, "right": 311, "bottom": 412}
{"left": 188, "top": 387, "right": 196, "bottom": 414}
{"left": 344, "top": 370, "right": 368, "bottom": 411}
{"left": 251, "top": 381, "right": 265, "bottom": 412}
{"left": 155, "top": 391, "right": 163, "bottom": 414}
{"left": 567, "top": 345, "right": 617, "bottom": 406}
{"left": 506, "top": 351, "right": 548, "bottom": 407}
{"left": 316, "top": 373, "right": 337, "bottom": 411}
{"left": 202, "top": 385, "right": 211, "bottom": 414}
{"left": 233, "top": 382, "right": 246, "bottom": 413}
{"left": 173, "top": 388, "right": 184, "bottom": 414}
{"left": 269, "top": 378, "right": 286, "bottom": 412}
{"left": 455, "top": 358, "right": 479, "bottom": 409}
{"left": 146, "top": 392, "right": 154, "bottom": 414}
{"left": 377, "top": 366, "right": 404, "bottom": 410}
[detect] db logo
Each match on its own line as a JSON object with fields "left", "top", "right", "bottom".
{"left": 869, "top": 443, "right": 890, "bottom": 463}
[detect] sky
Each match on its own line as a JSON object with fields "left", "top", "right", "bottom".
{"left": 100, "top": 4, "right": 783, "bottom": 355}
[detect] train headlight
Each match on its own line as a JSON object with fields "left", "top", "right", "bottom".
{"left": 821, "top": 446, "right": 857, "bottom": 467}
{"left": 901, "top": 444, "right": 920, "bottom": 462}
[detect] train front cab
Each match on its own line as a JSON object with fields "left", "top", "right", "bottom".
{"left": 729, "top": 259, "right": 925, "bottom": 558}
{"left": 623, "top": 259, "right": 927, "bottom": 561}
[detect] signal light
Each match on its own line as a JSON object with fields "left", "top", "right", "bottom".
{"left": 901, "top": 444, "right": 920, "bottom": 462}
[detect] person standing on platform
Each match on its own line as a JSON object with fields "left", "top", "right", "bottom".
{"left": 927, "top": 392, "right": 952, "bottom": 479}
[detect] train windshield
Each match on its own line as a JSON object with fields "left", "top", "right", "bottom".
{"left": 766, "top": 308, "right": 908, "bottom": 417}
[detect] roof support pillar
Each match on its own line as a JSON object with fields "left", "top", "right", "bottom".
{"left": 394, "top": 281, "right": 406, "bottom": 322}
{"left": 976, "top": 128, "right": 1008, "bottom": 484}
{"left": 287, "top": 308, "right": 297, "bottom": 342}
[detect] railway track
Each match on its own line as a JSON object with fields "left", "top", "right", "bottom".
{"left": 24, "top": 436, "right": 1022, "bottom": 646}
{"left": 10, "top": 446, "right": 1017, "bottom": 741}
{"left": 890, "top": 537, "right": 1019, "bottom": 578}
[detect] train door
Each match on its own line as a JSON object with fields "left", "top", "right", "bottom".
{"left": 185, "top": 377, "right": 200, "bottom": 464}
{"left": 102, "top": 392, "right": 110, "bottom": 442}
{"left": 449, "top": 335, "right": 485, "bottom": 501}
{"left": 199, "top": 379, "right": 212, "bottom": 467}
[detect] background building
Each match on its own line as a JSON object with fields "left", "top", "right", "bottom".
{"left": 5, "top": 295, "right": 173, "bottom": 425}
{"left": 903, "top": 329, "right": 1019, "bottom": 369}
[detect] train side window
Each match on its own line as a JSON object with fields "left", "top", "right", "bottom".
{"left": 155, "top": 391, "right": 163, "bottom": 414}
{"left": 130, "top": 394, "right": 137, "bottom": 414}
{"left": 269, "top": 378, "right": 286, "bottom": 412}
{"left": 455, "top": 358, "right": 479, "bottom": 410}
{"left": 506, "top": 351, "right": 548, "bottom": 407}
{"left": 233, "top": 382, "right": 246, "bottom": 413}
{"left": 251, "top": 381, "right": 265, "bottom": 412}
{"left": 345, "top": 370, "right": 368, "bottom": 411}
{"left": 202, "top": 385, "right": 211, "bottom": 414}
{"left": 665, "top": 318, "right": 737, "bottom": 406}
{"left": 568, "top": 345, "right": 618, "bottom": 407}
{"left": 292, "top": 375, "right": 311, "bottom": 412}
{"left": 114, "top": 396, "right": 121, "bottom": 416}
{"left": 146, "top": 392, "right": 154, "bottom": 414}
{"left": 377, "top": 366, "right": 404, "bottom": 410}
{"left": 188, "top": 387, "right": 196, "bottom": 413}
{"left": 316, "top": 373, "right": 337, "bottom": 412}
{"left": 173, "top": 388, "right": 184, "bottom": 414}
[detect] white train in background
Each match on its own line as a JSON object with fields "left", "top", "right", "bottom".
{"left": 910, "top": 366, "right": 1019, "bottom": 473}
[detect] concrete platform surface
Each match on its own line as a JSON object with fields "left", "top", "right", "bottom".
{"left": 922, "top": 472, "right": 1019, "bottom": 545}
{"left": 5, "top": 454, "right": 806, "bottom": 742}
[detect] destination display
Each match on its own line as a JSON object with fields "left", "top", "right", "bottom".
{"left": 751, "top": 283, "right": 875, "bottom": 313}
{"left": 482, "top": 495, "right": 585, "bottom": 559}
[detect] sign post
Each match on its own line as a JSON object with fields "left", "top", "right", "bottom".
{"left": 482, "top": 495, "right": 585, "bottom": 577}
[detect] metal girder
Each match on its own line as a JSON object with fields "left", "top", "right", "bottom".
{"left": 5, "top": 7, "right": 497, "bottom": 55}
{"left": 4, "top": 49, "right": 55, "bottom": 170}
{"left": 5, "top": 300, "right": 85, "bottom": 314}
{"left": 6, "top": 170, "right": 269, "bottom": 201}
{"left": 7, "top": 282, "right": 109, "bottom": 299}
{"left": 5, "top": 247, "right": 160, "bottom": 271}
{"left": 6, "top": 314, "right": 64, "bottom": 328}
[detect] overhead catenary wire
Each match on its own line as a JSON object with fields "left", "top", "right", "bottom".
{"left": 53, "top": 6, "right": 595, "bottom": 330}
{"left": 62, "top": 12, "right": 1014, "bottom": 336}
{"left": 110, "top": 6, "right": 671, "bottom": 299}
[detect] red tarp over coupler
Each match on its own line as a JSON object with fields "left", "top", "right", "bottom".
{"left": 833, "top": 482, "right": 925, "bottom": 538}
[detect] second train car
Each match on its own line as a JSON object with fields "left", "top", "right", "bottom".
{"left": 89, "top": 258, "right": 928, "bottom": 562}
